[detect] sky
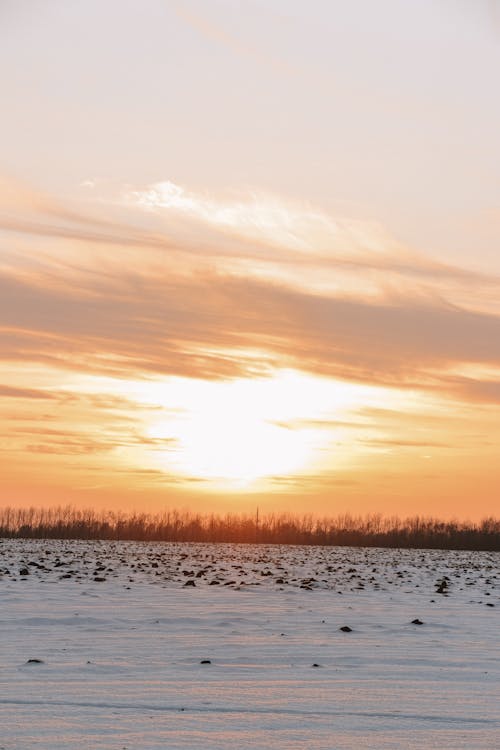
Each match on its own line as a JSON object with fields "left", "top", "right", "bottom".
{"left": 1, "top": 0, "right": 500, "bottom": 520}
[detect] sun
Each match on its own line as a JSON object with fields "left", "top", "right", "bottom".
{"left": 141, "top": 369, "right": 390, "bottom": 488}
{"left": 54, "top": 367, "right": 408, "bottom": 491}
{"left": 143, "top": 371, "right": 321, "bottom": 486}
{"left": 173, "top": 407, "right": 312, "bottom": 484}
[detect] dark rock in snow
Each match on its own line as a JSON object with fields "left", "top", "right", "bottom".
{"left": 411, "top": 618, "right": 424, "bottom": 625}
{"left": 340, "top": 625, "right": 352, "bottom": 632}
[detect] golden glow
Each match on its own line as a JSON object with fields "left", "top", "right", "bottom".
{"left": 2, "top": 355, "right": 500, "bottom": 518}
{"left": 148, "top": 372, "right": 323, "bottom": 484}
{"left": 2, "top": 1, "right": 500, "bottom": 520}
{"left": 138, "top": 370, "right": 407, "bottom": 487}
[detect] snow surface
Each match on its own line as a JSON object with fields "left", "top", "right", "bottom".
{"left": 0, "top": 540, "right": 498, "bottom": 749}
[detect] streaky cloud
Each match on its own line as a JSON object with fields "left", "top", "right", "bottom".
{"left": 2, "top": 177, "right": 500, "bottom": 404}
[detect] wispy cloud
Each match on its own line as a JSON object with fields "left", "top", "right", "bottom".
{"left": 2, "top": 176, "right": 500, "bottom": 405}
{"left": 0, "top": 384, "right": 58, "bottom": 399}
{"left": 173, "top": 2, "right": 297, "bottom": 77}
{"left": 2, "top": 264, "right": 500, "bottom": 401}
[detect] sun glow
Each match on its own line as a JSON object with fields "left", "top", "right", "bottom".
{"left": 174, "top": 412, "right": 311, "bottom": 484}
{"left": 141, "top": 369, "right": 399, "bottom": 488}
{"left": 11, "top": 365, "right": 428, "bottom": 494}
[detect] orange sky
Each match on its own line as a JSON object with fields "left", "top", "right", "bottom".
{"left": 1, "top": 1, "right": 500, "bottom": 520}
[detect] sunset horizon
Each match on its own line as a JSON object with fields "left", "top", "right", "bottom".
{"left": 2, "top": 1, "right": 500, "bottom": 521}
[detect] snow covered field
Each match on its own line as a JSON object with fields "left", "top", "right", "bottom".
{"left": 0, "top": 540, "right": 498, "bottom": 749}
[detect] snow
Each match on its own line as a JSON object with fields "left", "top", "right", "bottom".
{"left": 0, "top": 540, "right": 498, "bottom": 749}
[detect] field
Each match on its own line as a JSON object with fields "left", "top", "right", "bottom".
{"left": 1, "top": 540, "right": 498, "bottom": 749}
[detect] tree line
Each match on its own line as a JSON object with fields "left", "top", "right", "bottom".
{"left": 0, "top": 505, "right": 499, "bottom": 550}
